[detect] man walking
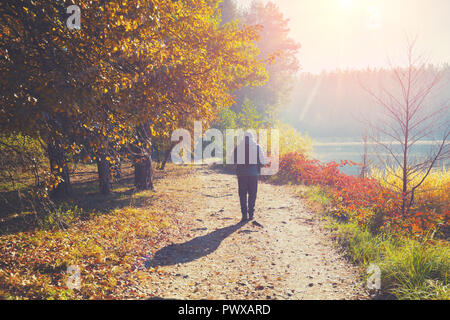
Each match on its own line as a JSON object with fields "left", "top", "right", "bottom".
{"left": 232, "top": 131, "right": 266, "bottom": 222}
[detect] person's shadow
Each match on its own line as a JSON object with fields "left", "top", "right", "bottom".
{"left": 149, "top": 221, "right": 246, "bottom": 267}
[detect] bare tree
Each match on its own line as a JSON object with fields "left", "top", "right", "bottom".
{"left": 360, "top": 38, "right": 449, "bottom": 217}
{"left": 360, "top": 128, "right": 370, "bottom": 178}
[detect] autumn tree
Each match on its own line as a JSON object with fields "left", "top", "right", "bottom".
{"left": 234, "top": 1, "right": 301, "bottom": 121}
{"left": 0, "top": 0, "right": 139, "bottom": 197}
{"left": 1, "top": 0, "right": 267, "bottom": 197}
{"left": 122, "top": 0, "right": 267, "bottom": 181}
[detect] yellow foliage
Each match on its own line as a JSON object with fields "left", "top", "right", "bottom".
{"left": 372, "top": 167, "right": 450, "bottom": 211}
{"left": 275, "top": 122, "right": 312, "bottom": 156}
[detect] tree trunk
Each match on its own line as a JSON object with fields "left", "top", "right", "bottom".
{"left": 360, "top": 130, "right": 369, "bottom": 178}
{"left": 112, "top": 156, "right": 121, "bottom": 180}
{"left": 133, "top": 122, "right": 154, "bottom": 190}
{"left": 401, "top": 121, "right": 409, "bottom": 217}
{"left": 134, "top": 154, "right": 154, "bottom": 190}
{"left": 97, "top": 156, "right": 111, "bottom": 195}
{"left": 47, "top": 139, "right": 72, "bottom": 199}
{"left": 159, "top": 142, "right": 176, "bottom": 171}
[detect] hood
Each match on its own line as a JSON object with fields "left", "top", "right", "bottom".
{"left": 243, "top": 131, "right": 257, "bottom": 144}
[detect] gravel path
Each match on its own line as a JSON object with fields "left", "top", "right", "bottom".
{"left": 140, "top": 167, "right": 368, "bottom": 300}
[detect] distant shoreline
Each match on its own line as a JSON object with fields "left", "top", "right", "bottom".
{"left": 312, "top": 140, "right": 444, "bottom": 147}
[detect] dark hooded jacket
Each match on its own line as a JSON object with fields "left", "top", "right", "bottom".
{"left": 232, "top": 132, "right": 266, "bottom": 176}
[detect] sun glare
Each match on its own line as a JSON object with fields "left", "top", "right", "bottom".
{"left": 367, "top": 5, "right": 382, "bottom": 30}
{"left": 339, "top": 0, "right": 354, "bottom": 10}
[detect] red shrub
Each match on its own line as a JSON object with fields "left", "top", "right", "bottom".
{"left": 278, "top": 152, "right": 444, "bottom": 238}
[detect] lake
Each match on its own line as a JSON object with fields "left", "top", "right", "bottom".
{"left": 311, "top": 141, "right": 449, "bottom": 175}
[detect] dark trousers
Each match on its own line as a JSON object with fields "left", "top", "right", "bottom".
{"left": 237, "top": 176, "right": 258, "bottom": 218}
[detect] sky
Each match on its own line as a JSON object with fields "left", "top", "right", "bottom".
{"left": 237, "top": 0, "right": 450, "bottom": 73}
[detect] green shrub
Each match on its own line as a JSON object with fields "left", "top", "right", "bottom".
{"left": 0, "top": 133, "right": 46, "bottom": 191}
{"left": 38, "top": 204, "right": 84, "bottom": 230}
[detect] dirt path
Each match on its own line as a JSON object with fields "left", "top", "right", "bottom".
{"left": 138, "top": 167, "right": 368, "bottom": 300}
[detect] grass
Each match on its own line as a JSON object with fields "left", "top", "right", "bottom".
{"left": 300, "top": 185, "right": 449, "bottom": 300}
{"left": 304, "top": 186, "right": 331, "bottom": 207}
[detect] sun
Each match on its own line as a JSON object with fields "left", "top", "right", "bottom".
{"left": 339, "top": 0, "right": 354, "bottom": 10}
